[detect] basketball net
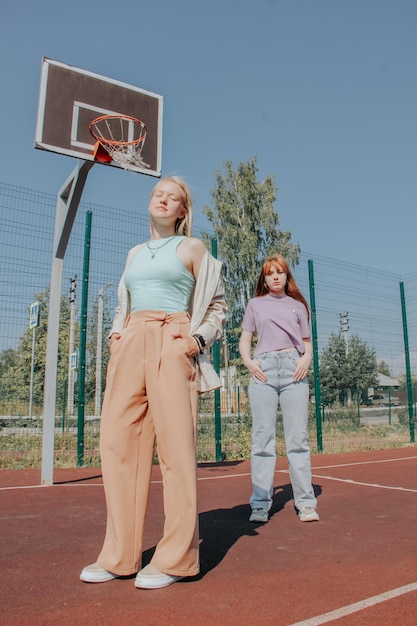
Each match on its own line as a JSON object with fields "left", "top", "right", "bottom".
{"left": 89, "top": 115, "right": 149, "bottom": 170}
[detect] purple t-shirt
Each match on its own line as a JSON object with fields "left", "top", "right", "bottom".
{"left": 241, "top": 294, "right": 310, "bottom": 357}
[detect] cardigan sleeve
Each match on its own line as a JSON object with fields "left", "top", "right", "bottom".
{"left": 189, "top": 251, "right": 227, "bottom": 347}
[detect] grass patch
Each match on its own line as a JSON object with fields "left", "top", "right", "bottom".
{"left": 0, "top": 408, "right": 414, "bottom": 468}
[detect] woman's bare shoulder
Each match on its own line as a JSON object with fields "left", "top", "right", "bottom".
{"left": 181, "top": 237, "right": 207, "bottom": 252}
{"left": 180, "top": 237, "right": 207, "bottom": 260}
{"left": 177, "top": 237, "right": 208, "bottom": 276}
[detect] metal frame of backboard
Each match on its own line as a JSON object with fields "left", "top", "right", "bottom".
{"left": 35, "top": 57, "right": 163, "bottom": 176}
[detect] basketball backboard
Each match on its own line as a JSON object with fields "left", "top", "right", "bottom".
{"left": 35, "top": 58, "right": 163, "bottom": 176}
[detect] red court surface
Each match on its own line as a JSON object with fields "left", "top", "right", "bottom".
{"left": 1, "top": 446, "right": 417, "bottom": 625}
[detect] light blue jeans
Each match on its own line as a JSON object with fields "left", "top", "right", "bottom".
{"left": 248, "top": 349, "right": 317, "bottom": 512}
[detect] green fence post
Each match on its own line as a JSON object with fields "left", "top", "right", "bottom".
{"left": 308, "top": 260, "right": 323, "bottom": 452}
{"left": 356, "top": 386, "right": 360, "bottom": 420}
{"left": 62, "top": 385, "right": 66, "bottom": 434}
{"left": 388, "top": 389, "right": 392, "bottom": 426}
{"left": 399, "top": 281, "right": 415, "bottom": 443}
{"left": 413, "top": 385, "right": 417, "bottom": 417}
{"left": 77, "top": 210, "right": 92, "bottom": 466}
{"left": 211, "top": 238, "right": 222, "bottom": 462}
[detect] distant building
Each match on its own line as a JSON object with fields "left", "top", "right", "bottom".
{"left": 368, "top": 373, "right": 399, "bottom": 398}
{"left": 376, "top": 373, "right": 399, "bottom": 390}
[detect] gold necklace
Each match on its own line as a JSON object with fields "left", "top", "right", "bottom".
{"left": 146, "top": 236, "right": 176, "bottom": 259}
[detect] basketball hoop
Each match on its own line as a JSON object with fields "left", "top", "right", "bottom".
{"left": 89, "top": 114, "right": 149, "bottom": 170}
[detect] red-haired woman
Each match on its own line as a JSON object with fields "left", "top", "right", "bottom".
{"left": 239, "top": 254, "right": 318, "bottom": 524}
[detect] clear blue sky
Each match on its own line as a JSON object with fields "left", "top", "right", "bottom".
{"left": 2, "top": 0, "right": 416, "bottom": 275}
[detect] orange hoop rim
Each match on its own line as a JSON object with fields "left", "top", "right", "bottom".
{"left": 89, "top": 114, "right": 147, "bottom": 146}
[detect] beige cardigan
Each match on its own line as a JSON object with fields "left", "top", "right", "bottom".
{"left": 109, "top": 244, "right": 227, "bottom": 393}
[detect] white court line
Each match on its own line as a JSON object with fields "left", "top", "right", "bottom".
{"left": 198, "top": 454, "right": 417, "bottom": 483}
{"left": 0, "top": 484, "right": 51, "bottom": 491}
{"left": 1, "top": 454, "right": 416, "bottom": 491}
{"left": 290, "top": 582, "right": 417, "bottom": 626}
{"left": 0, "top": 482, "right": 108, "bottom": 491}
{"left": 311, "top": 473, "right": 417, "bottom": 493}
{"left": 311, "top": 454, "right": 417, "bottom": 470}
{"left": 0, "top": 472, "right": 253, "bottom": 491}
{"left": 197, "top": 471, "right": 250, "bottom": 481}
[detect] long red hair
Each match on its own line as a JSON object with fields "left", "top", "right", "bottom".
{"left": 255, "top": 254, "right": 309, "bottom": 318}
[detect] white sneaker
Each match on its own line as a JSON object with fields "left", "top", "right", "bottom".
{"left": 135, "top": 564, "right": 182, "bottom": 589}
{"left": 249, "top": 508, "right": 269, "bottom": 523}
{"left": 80, "top": 562, "right": 118, "bottom": 583}
{"left": 298, "top": 507, "right": 319, "bottom": 522}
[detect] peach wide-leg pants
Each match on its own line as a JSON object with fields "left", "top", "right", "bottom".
{"left": 97, "top": 310, "right": 199, "bottom": 578}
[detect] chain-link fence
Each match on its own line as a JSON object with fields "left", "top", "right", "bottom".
{"left": 1, "top": 182, "right": 416, "bottom": 469}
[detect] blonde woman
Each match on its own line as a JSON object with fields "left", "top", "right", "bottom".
{"left": 81, "top": 177, "right": 226, "bottom": 588}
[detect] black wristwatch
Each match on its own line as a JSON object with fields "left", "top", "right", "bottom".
{"left": 192, "top": 334, "right": 206, "bottom": 353}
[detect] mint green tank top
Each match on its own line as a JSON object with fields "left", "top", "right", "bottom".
{"left": 124, "top": 236, "right": 196, "bottom": 313}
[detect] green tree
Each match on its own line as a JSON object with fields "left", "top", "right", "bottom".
{"left": 319, "top": 333, "right": 349, "bottom": 404}
{"left": 348, "top": 334, "right": 379, "bottom": 401}
{"left": 0, "top": 348, "right": 18, "bottom": 375}
{"left": 319, "top": 333, "right": 378, "bottom": 405}
{"left": 203, "top": 156, "right": 300, "bottom": 357}
{"left": 378, "top": 360, "right": 391, "bottom": 376}
{"left": 0, "top": 348, "right": 21, "bottom": 404}
{"left": 0, "top": 288, "right": 71, "bottom": 412}
{"left": 0, "top": 349, "right": 19, "bottom": 403}
{"left": 397, "top": 373, "right": 417, "bottom": 390}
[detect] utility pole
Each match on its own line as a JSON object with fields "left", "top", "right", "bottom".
{"left": 339, "top": 312, "right": 349, "bottom": 354}
{"left": 67, "top": 276, "right": 77, "bottom": 416}
{"left": 340, "top": 311, "right": 350, "bottom": 404}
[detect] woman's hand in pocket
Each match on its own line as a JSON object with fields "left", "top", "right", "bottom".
{"left": 172, "top": 334, "right": 199, "bottom": 358}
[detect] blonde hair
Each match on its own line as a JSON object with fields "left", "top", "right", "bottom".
{"left": 255, "top": 254, "right": 309, "bottom": 317}
{"left": 151, "top": 176, "right": 193, "bottom": 237}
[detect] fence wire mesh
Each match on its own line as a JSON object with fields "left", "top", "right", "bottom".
{"left": 0, "top": 182, "right": 416, "bottom": 468}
